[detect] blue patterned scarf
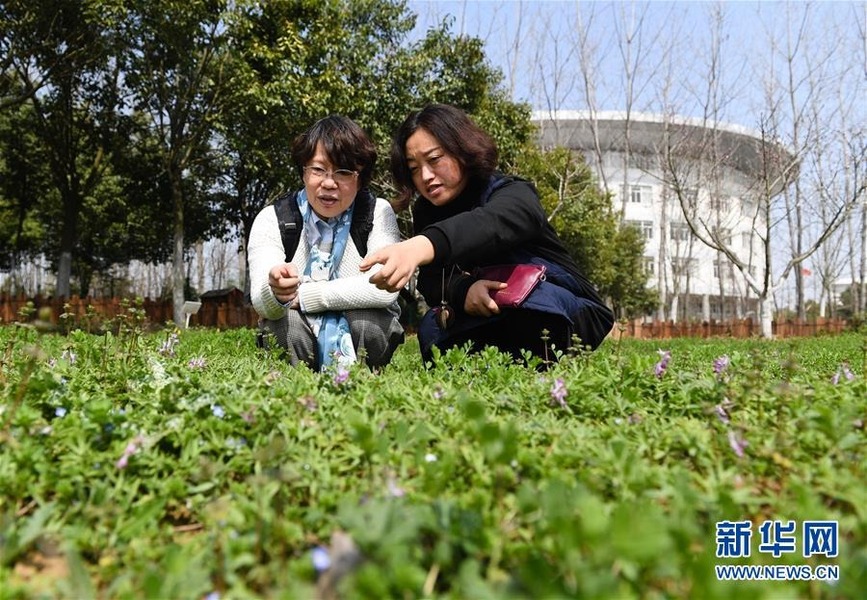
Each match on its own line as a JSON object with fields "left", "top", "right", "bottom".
{"left": 297, "top": 190, "right": 357, "bottom": 369}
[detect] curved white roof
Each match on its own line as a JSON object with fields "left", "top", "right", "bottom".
{"left": 530, "top": 110, "right": 797, "bottom": 181}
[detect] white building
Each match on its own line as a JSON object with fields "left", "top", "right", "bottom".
{"left": 532, "top": 111, "right": 795, "bottom": 323}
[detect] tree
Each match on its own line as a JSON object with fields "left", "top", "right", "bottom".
{"left": 0, "top": 101, "right": 53, "bottom": 288}
{"left": 1, "top": 0, "right": 124, "bottom": 297}
{"left": 121, "top": 0, "right": 232, "bottom": 325}
{"left": 665, "top": 3, "right": 866, "bottom": 337}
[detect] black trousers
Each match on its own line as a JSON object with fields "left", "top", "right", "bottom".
{"left": 429, "top": 308, "right": 573, "bottom": 364}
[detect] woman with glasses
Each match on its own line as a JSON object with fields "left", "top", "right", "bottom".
{"left": 248, "top": 115, "right": 404, "bottom": 371}
{"left": 360, "top": 104, "right": 614, "bottom": 366}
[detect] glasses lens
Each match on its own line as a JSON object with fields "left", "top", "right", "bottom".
{"left": 305, "top": 167, "right": 356, "bottom": 185}
{"left": 305, "top": 167, "right": 326, "bottom": 180}
{"left": 332, "top": 170, "right": 356, "bottom": 184}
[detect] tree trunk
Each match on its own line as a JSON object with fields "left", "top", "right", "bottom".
{"left": 759, "top": 295, "right": 774, "bottom": 338}
{"left": 171, "top": 173, "right": 185, "bottom": 326}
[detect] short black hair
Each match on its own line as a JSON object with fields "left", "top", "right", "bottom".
{"left": 292, "top": 115, "right": 377, "bottom": 187}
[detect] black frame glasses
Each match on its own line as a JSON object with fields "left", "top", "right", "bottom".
{"left": 303, "top": 166, "right": 359, "bottom": 185}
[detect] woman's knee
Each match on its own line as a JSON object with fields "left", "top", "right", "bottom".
{"left": 345, "top": 309, "right": 405, "bottom": 367}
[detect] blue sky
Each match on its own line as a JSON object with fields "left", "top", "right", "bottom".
{"left": 406, "top": 1, "right": 865, "bottom": 129}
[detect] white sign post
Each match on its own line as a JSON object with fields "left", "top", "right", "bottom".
{"left": 182, "top": 301, "right": 202, "bottom": 329}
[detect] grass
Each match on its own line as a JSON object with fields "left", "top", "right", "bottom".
{"left": 0, "top": 313, "right": 865, "bottom": 599}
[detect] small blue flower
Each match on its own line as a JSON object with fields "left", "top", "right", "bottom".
{"left": 211, "top": 404, "right": 225, "bottom": 419}
{"left": 310, "top": 546, "right": 331, "bottom": 573}
{"left": 55, "top": 407, "right": 67, "bottom": 418}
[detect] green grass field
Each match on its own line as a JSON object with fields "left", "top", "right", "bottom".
{"left": 1, "top": 317, "right": 865, "bottom": 599}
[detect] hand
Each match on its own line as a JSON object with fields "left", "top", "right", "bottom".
{"left": 464, "top": 279, "right": 507, "bottom": 317}
{"left": 268, "top": 263, "right": 300, "bottom": 304}
{"left": 360, "top": 237, "right": 435, "bottom": 292}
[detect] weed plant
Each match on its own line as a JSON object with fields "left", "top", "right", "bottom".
{"left": 0, "top": 315, "right": 865, "bottom": 599}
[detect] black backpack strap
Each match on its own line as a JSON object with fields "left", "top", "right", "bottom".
{"left": 275, "top": 189, "right": 376, "bottom": 261}
{"left": 349, "top": 189, "right": 376, "bottom": 258}
{"left": 273, "top": 191, "right": 302, "bottom": 262}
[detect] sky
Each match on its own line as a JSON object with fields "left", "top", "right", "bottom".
{"left": 406, "top": 1, "right": 866, "bottom": 129}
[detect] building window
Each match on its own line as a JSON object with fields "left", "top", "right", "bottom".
{"left": 741, "top": 198, "right": 756, "bottom": 217}
{"left": 625, "top": 220, "right": 654, "bottom": 240}
{"left": 710, "top": 195, "right": 730, "bottom": 213}
{"left": 670, "top": 222, "right": 692, "bottom": 241}
{"left": 713, "top": 259, "right": 731, "bottom": 279}
{"left": 627, "top": 153, "right": 656, "bottom": 170}
{"left": 621, "top": 184, "right": 651, "bottom": 204}
{"left": 712, "top": 227, "right": 732, "bottom": 245}
{"left": 643, "top": 256, "right": 655, "bottom": 275}
{"left": 671, "top": 257, "right": 697, "bottom": 277}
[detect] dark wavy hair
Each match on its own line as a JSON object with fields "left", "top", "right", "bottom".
{"left": 291, "top": 115, "right": 377, "bottom": 188}
{"left": 390, "top": 104, "right": 498, "bottom": 210}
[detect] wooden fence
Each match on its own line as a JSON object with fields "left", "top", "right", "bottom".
{"left": 617, "top": 317, "right": 850, "bottom": 339}
{"left": 0, "top": 293, "right": 852, "bottom": 338}
{"left": 0, "top": 293, "right": 259, "bottom": 330}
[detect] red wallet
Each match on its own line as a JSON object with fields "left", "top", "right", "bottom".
{"left": 475, "top": 264, "right": 547, "bottom": 308}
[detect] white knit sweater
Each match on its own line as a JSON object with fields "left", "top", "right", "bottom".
{"left": 248, "top": 197, "right": 401, "bottom": 321}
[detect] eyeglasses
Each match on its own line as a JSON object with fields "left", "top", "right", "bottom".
{"left": 303, "top": 166, "right": 359, "bottom": 186}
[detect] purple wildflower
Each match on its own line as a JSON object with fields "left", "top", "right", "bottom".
{"left": 116, "top": 435, "right": 144, "bottom": 469}
{"left": 311, "top": 546, "right": 332, "bottom": 573}
{"left": 159, "top": 332, "right": 180, "bottom": 357}
{"left": 832, "top": 362, "right": 855, "bottom": 384}
{"left": 714, "top": 404, "right": 730, "bottom": 424}
{"left": 550, "top": 378, "right": 568, "bottom": 408}
{"left": 433, "top": 386, "right": 445, "bottom": 400}
{"left": 61, "top": 349, "right": 77, "bottom": 364}
{"left": 241, "top": 407, "right": 256, "bottom": 423}
{"left": 333, "top": 366, "right": 350, "bottom": 386}
{"left": 654, "top": 350, "right": 671, "bottom": 378}
{"left": 188, "top": 356, "right": 207, "bottom": 370}
{"left": 713, "top": 355, "right": 730, "bottom": 377}
{"left": 386, "top": 475, "right": 405, "bottom": 498}
{"left": 727, "top": 430, "right": 748, "bottom": 458}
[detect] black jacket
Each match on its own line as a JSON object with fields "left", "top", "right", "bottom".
{"left": 413, "top": 174, "right": 608, "bottom": 316}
